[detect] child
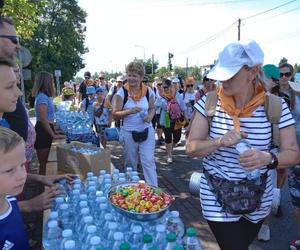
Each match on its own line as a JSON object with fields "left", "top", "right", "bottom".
{"left": 94, "top": 88, "right": 112, "bottom": 148}
{"left": 0, "top": 127, "right": 29, "bottom": 249}
{"left": 81, "top": 86, "right": 96, "bottom": 124}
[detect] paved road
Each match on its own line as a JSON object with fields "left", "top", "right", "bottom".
{"left": 108, "top": 139, "right": 298, "bottom": 250}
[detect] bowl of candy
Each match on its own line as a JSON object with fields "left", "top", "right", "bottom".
{"left": 108, "top": 182, "right": 175, "bottom": 221}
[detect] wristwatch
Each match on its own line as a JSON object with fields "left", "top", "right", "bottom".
{"left": 267, "top": 152, "right": 279, "bottom": 169}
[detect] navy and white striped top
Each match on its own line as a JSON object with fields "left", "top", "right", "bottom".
{"left": 194, "top": 94, "right": 294, "bottom": 223}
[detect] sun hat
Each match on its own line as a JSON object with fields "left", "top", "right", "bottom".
{"left": 263, "top": 64, "right": 280, "bottom": 80}
{"left": 154, "top": 76, "right": 159, "bottom": 81}
{"left": 96, "top": 87, "right": 104, "bottom": 94}
{"left": 172, "top": 77, "right": 180, "bottom": 83}
{"left": 116, "top": 76, "right": 123, "bottom": 82}
{"left": 86, "top": 86, "right": 96, "bottom": 95}
{"left": 288, "top": 81, "right": 300, "bottom": 94}
{"left": 207, "top": 40, "right": 264, "bottom": 81}
{"left": 62, "top": 88, "right": 75, "bottom": 96}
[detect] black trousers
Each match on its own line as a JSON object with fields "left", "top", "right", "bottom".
{"left": 162, "top": 121, "right": 181, "bottom": 144}
{"left": 207, "top": 217, "right": 264, "bottom": 250}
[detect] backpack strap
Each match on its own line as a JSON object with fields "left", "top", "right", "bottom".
{"left": 205, "top": 91, "right": 218, "bottom": 130}
{"left": 264, "top": 93, "right": 282, "bottom": 147}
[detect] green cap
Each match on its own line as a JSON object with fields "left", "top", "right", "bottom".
{"left": 143, "top": 234, "right": 153, "bottom": 243}
{"left": 166, "top": 232, "right": 177, "bottom": 242}
{"left": 186, "top": 227, "right": 197, "bottom": 237}
{"left": 119, "top": 242, "right": 130, "bottom": 250}
{"left": 263, "top": 64, "right": 280, "bottom": 80}
{"left": 173, "top": 245, "right": 184, "bottom": 250}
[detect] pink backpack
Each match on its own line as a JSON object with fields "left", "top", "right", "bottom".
{"left": 167, "top": 98, "right": 182, "bottom": 120}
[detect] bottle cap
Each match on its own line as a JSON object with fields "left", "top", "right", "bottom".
{"left": 186, "top": 227, "right": 197, "bottom": 237}
{"left": 87, "top": 225, "right": 97, "bottom": 233}
{"left": 62, "top": 229, "right": 72, "bottom": 237}
{"left": 156, "top": 224, "right": 166, "bottom": 233}
{"left": 96, "top": 191, "right": 104, "bottom": 197}
{"left": 120, "top": 242, "right": 131, "bottom": 250}
{"left": 49, "top": 211, "right": 58, "bottom": 219}
{"left": 90, "top": 236, "right": 101, "bottom": 245}
{"left": 81, "top": 207, "right": 90, "bottom": 215}
{"left": 99, "top": 170, "right": 106, "bottom": 175}
{"left": 100, "top": 203, "right": 108, "bottom": 210}
{"left": 132, "top": 225, "right": 142, "bottom": 234}
{"left": 55, "top": 197, "right": 64, "bottom": 203}
{"left": 171, "top": 210, "right": 179, "bottom": 217}
{"left": 113, "top": 232, "right": 124, "bottom": 241}
{"left": 108, "top": 222, "right": 118, "bottom": 230}
{"left": 59, "top": 203, "right": 68, "bottom": 210}
{"left": 83, "top": 216, "right": 93, "bottom": 223}
{"left": 87, "top": 172, "right": 93, "bottom": 177}
{"left": 143, "top": 234, "right": 153, "bottom": 243}
{"left": 48, "top": 220, "right": 58, "bottom": 228}
{"left": 80, "top": 194, "right": 87, "bottom": 200}
{"left": 80, "top": 201, "right": 88, "bottom": 208}
{"left": 64, "top": 240, "right": 75, "bottom": 249}
{"left": 166, "top": 232, "right": 176, "bottom": 242}
{"left": 72, "top": 189, "right": 80, "bottom": 195}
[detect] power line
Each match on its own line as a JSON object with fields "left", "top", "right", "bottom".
{"left": 242, "top": 0, "right": 298, "bottom": 20}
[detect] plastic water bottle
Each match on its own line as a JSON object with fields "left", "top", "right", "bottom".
{"left": 87, "top": 186, "right": 97, "bottom": 203}
{"left": 182, "top": 227, "right": 202, "bottom": 250}
{"left": 131, "top": 175, "right": 140, "bottom": 183}
{"left": 104, "top": 222, "right": 118, "bottom": 248}
{"left": 43, "top": 220, "right": 62, "bottom": 250}
{"left": 60, "top": 229, "right": 74, "bottom": 250}
{"left": 53, "top": 197, "right": 65, "bottom": 211}
{"left": 44, "top": 211, "right": 58, "bottom": 238}
{"left": 118, "top": 177, "right": 126, "bottom": 183}
{"left": 62, "top": 240, "right": 76, "bottom": 250}
{"left": 59, "top": 204, "right": 72, "bottom": 230}
{"left": 98, "top": 170, "right": 106, "bottom": 187}
{"left": 165, "top": 233, "right": 177, "bottom": 250}
{"left": 100, "top": 213, "right": 113, "bottom": 237}
{"left": 76, "top": 207, "right": 90, "bottom": 230}
{"left": 95, "top": 203, "right": 108, "bottom": 228}
{"left": 79, "top": 216, "right": 94, "bottom": 241}
{"left": 77, "top": 215, "right": 92, "bottom": 240}
{"left": 154, "top": 224, "right": 167, "bottom": 249}
{"left": 112, "top": 232, "right": 124, "bottom": 250}
{"left": 82, "top": 225, "right": 98, "bottom": 250}
{"left": 126, "top": 225, "right": 143, "bottom": 250}
{"left": 236, "top": 139, "right": 261, "bottom": 182}
{"left": 119, "top": 242, "right": 131, "bottom": 250}
{"left": 112, "top": 169, "right": 120, "bottom": 184}
{"left": 166, "top": 211, "right": 185, "bottom": 239}
{"left": 141, "top": 234, "right": 153, "bottom": 250}
{"left": 89, "top": 236, "right": 104, "bottom": 250}
{"left": 125, "top": 167, "right": 133, "bottom": 181}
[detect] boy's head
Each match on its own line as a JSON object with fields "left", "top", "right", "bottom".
{"left": 0, "top": 127, "right": 27, "bottom": 197}
{"left": 0, "top": 63, "right": 22, "bottom": 116}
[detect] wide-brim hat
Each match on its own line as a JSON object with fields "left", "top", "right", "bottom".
{"left": 207, "top": 40, "right": 264, "bottom": 81}
{"left": 289, "top": 81, "right": 300, "bottom": 94}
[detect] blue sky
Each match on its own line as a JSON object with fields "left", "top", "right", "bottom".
{"left": 77, "top": 0, "right": 300, "bottom": 76}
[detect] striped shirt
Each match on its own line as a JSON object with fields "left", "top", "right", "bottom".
{"left": 194, "top": 94, "right": 294, "bottom": 223}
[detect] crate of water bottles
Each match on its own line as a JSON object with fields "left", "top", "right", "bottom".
{"left": 56, "top": 111, "right": 99, "bottom": 146}
{"left": 43, "top": 168, "right": 203, "bottom": 250}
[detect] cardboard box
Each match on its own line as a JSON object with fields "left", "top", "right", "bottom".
{"left": 56, "top": 142, "right": 112, "bottom": 178}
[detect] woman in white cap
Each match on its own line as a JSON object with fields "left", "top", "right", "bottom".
{"left": 186, "top": 40, "right": 299, "bottom": 249}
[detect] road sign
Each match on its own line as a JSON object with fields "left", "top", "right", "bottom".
{"left": 54, "top": 69, "right": 61, "bottom": 77}
{"left": 19, "top": 46, "right": 32, "bottom": 67}
{"left": 22, "top": 69, "right": 31, "bottom": 81}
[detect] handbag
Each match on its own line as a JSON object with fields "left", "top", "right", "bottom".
{"left": 132, "top": 128, "right": 148, "bottom": 142}
{"left": 204, "top": 171, "right": 268, "bottom": 214}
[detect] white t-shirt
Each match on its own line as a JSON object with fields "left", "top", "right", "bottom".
{"left": 182, "top": 91, "right": 196, "bottom": 120}
{"left": 116, "top": 87, "right": 154, "bottom": 131}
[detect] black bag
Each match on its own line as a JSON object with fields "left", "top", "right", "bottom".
{"left": 132, "top": 128, "right": 148, "bottom": 142}
{"left": 204, "top": 171, "right": 267, "bottom": 215}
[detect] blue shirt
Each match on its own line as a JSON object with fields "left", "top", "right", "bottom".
{"left": 34, "top": 92, "right": 55, "bottom": 122}
{"left": 0, "top": 118, "right": 10, "bottom": 128}
{"left": 0, "top": 196, "right": 29, "bottom": 250}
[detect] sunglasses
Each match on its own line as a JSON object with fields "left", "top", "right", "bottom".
{"left": 0, "top": 35, "right": 19, "bottom": 45}
{"left": 157, "top": 83, "right": 162, "bottom": 86}
{"left": 99, "top": 77, "right": 105, "bottom": 80}
{"left": 186, "top": 84, "right": 194, "bottom": 88}
{"left": 280, "top": 72, "right": 292, "bottom": 78}
{"left": 163, "top": 86, "right": 170, "bottom": 90}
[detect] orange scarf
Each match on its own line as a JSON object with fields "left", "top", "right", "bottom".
{"left": 123, "top": 82, "right": 147, "bottom": 102}
{"left": 161, "top": 92, "right": 173, "bottom": 100}
{"left": 218, "top": 85, "right": 266, "bottom": 132}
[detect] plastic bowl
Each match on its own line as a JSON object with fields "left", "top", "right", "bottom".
{"left": 107, "top": 182, "right": 174, "bottom": 221}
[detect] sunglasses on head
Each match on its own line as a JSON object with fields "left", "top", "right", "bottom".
{"left": 280, "top": 72, "right": 292, "bottom": 78}
{"left": 0, "top": 35, "right": 19, "bottom": 45}
{"left": 186, "top": 84, "right": 194, "bottom": 88}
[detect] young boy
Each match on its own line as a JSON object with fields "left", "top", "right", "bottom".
{"left": 94, "top": 87, "right": 112, "bottom": 148}
{"left": 0, "top": 127, "right": 29, "bottom": 249}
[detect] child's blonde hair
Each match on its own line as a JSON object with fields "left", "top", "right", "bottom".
{"left": 0, "top": 127, "right": 24, "bottom": 154}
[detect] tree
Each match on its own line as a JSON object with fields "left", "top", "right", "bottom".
{"left": 22, "top": 0, "right": 88, "bottom": 92}
{"left": 133, "top": 57, "right": 159, "bottom": 77}
{"left": 155, "top": 66, "right": 171, "bottom": 78}
{"left": 189, "top": 66, "right": 202, "bottom": 81}
{"left": 294, "top": 63, "right": 300, "bottom": 73}
{"left": 173, "top": 66, "right": 187, "bottom": 80}
{"left": 1, "top": 0, "right": 40, "bottom": 40}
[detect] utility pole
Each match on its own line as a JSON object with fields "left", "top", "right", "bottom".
{"left": 152, "top": 54, "right": 154, "bottom": 75}
{"left": 238, "top": 18, "right": 241, "bottom": 41}
{"left": 186, "top": 57, "right": 189, "bottom": 76}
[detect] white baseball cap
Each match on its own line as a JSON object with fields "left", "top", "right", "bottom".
{"left": 172, "top": 77, "right": 180, "bottom": 83}
{"left": 207, "top": 40, "right": 264, "bottom": 81}
{"left": 116, "top": 76, "right": 124, "bottom": 82}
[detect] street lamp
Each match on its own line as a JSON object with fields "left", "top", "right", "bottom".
{"left": 134, "top": 44, "right": 146, "bottom": 62}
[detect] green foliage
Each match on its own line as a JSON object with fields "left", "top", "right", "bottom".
{"left": 1, "top": 0, "right": 40, "bottom": 40}
{"left": 294, "top": 63, "right": 300, "bottom": 73}
{"left": 189, "top": 66, "right": 202, "bottom": 81}
{"left": 173, "top": 66, "right": 187, "bottom": 80}
{"left": 155, "top": 66, "right": 171, "bottom": 78}
{"left": 134, "top": 57, "right": 159, "bottom": 76}
{"left": 21, "top": 0, "right": 87, "bottom": 93}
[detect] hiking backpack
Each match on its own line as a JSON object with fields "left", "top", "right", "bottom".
{"left": 204, "top": 91, "right": 282, "bottom": 147}
{"left": 167, "top": 98, "right": 182, "bottom": 120}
